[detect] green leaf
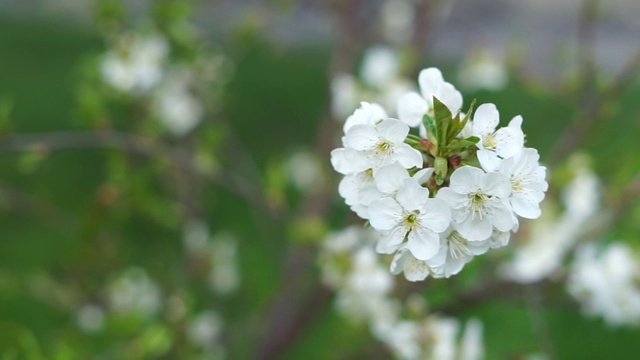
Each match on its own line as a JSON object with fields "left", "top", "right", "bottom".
{"left": 422, "top": 113, "right": 438, "bottom": 145}
{"left": 432, "top": 97, "right": 453, "bottom": 155}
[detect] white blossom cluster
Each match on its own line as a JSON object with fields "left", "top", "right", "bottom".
{"left": 100, "top": 32, "right": 225, "bottom": 137}
{"left": 568, "top": 241, "right": 640, "bottom": 327}
{"left": 331, "top": 67, "right": 548, "bottom": 281}
{"left": 318, "top": 227, "right": 485, "bottom": 360}
{"left": 183, "top": 219, "right": 241, "bottom": 295}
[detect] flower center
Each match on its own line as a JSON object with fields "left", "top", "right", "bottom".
{"left": 403, "top": 212, "right": 420, "bottom": 228}
{"left": 482, "top": 133, "right": 497, "bottom": 149}
{"left": 512, "top": 177, "right": 524, "bottom": 192}
{"left": 467, "top": 191, "right": 489, "bottom": 220}
{"left": 375, "top": 138, "right": 394, "bottom": 155}
{"left": 448, "top": 231, "right": 472, "bottom": 259}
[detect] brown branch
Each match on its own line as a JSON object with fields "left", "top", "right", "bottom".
{"left": 0, "top": 130, "right": 283, "bottom": 219}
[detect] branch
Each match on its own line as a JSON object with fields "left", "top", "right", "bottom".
{"left": 0, "top": 130, "right": 283, "bottom": 219}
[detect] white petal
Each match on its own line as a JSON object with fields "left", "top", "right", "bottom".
{"left": 376, "top": 118, "right": 409, "bottom": 143}
{"left": 480, "top": 171, "right": 512, "bottom": 198}
{"left": 377, "top": 231, "right": 403, "bottom": 254}
{"left": 436, "top": 188, "right": 466, "bottom": 209}
{"left": 395, "top": 143, "right": 424, "bottom": 169}
{"left": 477, "top": 149, "right": 502, "bottom": 172}
{"left": 369, "top": 198, "right": 403, "bottom": 230}
{"left": 397, "top": 92, "right": 428, "bottom": 127}
{"left": 419, "top": 198, "right": 452, "bottom": 233}
{"left": 413, "top": 168, "right": 434, "bottom": 185}
{"left": 511, "top": 191, "right": 542, "bottom": 219}
{"left": 379, "top": 227, "right": 407, "bottom": 251}
{"left": 472, "top": 103, "right": 499, "bottom": 136}
{"left": 493, "top": 127, "right": 524, "bottom": 159}
{"left": 408, "top": 227, "right": 440, "bottom": 260}
{"left": 330, "top": 148, "right": 350, "bottom": 174}
{"left": 455, "top": 214, "right": 493, "bottom": 241}
{"left": 345, "top": 125, "right": 378, "bottom": 151}
{"left": 449, "top": 166, "right": 484, "bottom": 194}
{"left": 418, "top": 67, "right": 445, "bottom": 106}
{"left": 491, "top": 200, "right": 516, "bottom": 231}
{"left": 338, "top": 175, "right": 359, "bottom": 205}
{"left": 437, "top": 82, "right": 463, "bottom": 114}
{"left": 374, "top": 164, "right": 409, "bottom": 194}
{"left": 395, "top": 178, "right": 429, "bottom": 211}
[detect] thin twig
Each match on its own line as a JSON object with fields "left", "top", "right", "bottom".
{"left": 0, "top": 130, "right": 282, "bottom": 219}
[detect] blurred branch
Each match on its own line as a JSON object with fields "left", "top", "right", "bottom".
{"left": 0, "top": 130, "right": 283, "bottom": 219}
{"left": 0, "top": 181, "right": 76, "bottom": 233}
{"left": 549, "top": 0, "right": 640, "bottom": 163}
{"left": 256, "top": 1, "right": 370, "bottom": 358}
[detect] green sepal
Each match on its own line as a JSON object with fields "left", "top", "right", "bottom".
{"left": 434, "top": 156, "right": 448, "bottom": 186}
{"left": 446, "top": 136, "right": 480, "bottom": 153}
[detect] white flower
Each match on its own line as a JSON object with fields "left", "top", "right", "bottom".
{"left": 331, "top": 73, "right": 359, "bottom": 118}
{"left": 471, "top": 104, "right": 524, "bottom": 172}
{"left": 153, "top": 68, "right": 203, "bottom": 136}
{"left": 286, "top": 151, "right": 325, "bottom": 192}
{"left": 344, "top": 101, "right": 388, "bottom": 133}
{"left": 499, "top": 148, "right": 548, "bottom": 219}
{"left": 187, "top": 311, "right": 224, "bottom": 352}
{"left": 101, "top": 34, "right": 168, "bottom": 93}
{"left": 500, "top": 166, "right": 599, "bottom": 283}
{"left": 109, "top": 267, "right": 162, "bottom": 318}
{"left": 344, "top": 118, "right": 423, "bottom": 171}
{"left": 76, "top": 304, "right": 105, "bottom": 333}
{"left": 360, "top": 46, "right": 400, "bottom": 89}
{"left": 437, "top": 166, "right": 514, "bottom": 241}
{"left": 457, "top": 48, "right": 508, "bottom": 92}
{"left": 369, "top": 178, "right": 451, "bottom": 260}
{"left": 338, "top": 170, "right": 380, "bottom": 219}
{"left": 381, "top": 0, "right": 415, "bottom": 45}
{"left": 568, "top": 242, "right": 640, "bottom": 326}
{"left": 428, "top": 227, "right": 492, "bottom": 278}
{"left": 390, "top": 248, "right": 433, "bottom": 281}
{"left": 460, "top": 318, "right": 485, "bottom": 360}
{"left": 397, "top": 67, "right": 463, "bottom": 127}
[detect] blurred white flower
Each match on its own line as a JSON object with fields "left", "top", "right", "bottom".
{"left": 460, "top": 318, "right": 485, "bottom": 360}
{"left": 76, "top": 304, "right": 105, "bottom": 333}
{"left": 360, "top": 46, "right": 401, "bottom": 89}
{"left": 457, "top": 48, "right": 509, "bottom": 91}
{"left": 286, "top": 151, "right": 324, "bottom": 192}
{"left": 425, "top": 316, "right": 460, "bottom": 360}
{"left": 331, "top": 73, "right": 359, "bottom": 119}
{"left": 183, "top": 218, "right": 210, "bottom": 253}
{"left": 153, "top": 68, "right": 204, "bottom": 136}
{"left": 381, "top": 0, "right": 415, "bottom": 45}
{"left": 109, "top": 267, "right": 162, "bottom": 318}
{"left": 101, "top": 34, "right": 168, "bottom": 93}
{"left": 568, "top": 242, "right": 640, "bottom": 326}
{"left": 209, "top": 231, "right": 241, "bottom": 295}
{"left": 187, "top": 310, "right": 224, "bottom": 352}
